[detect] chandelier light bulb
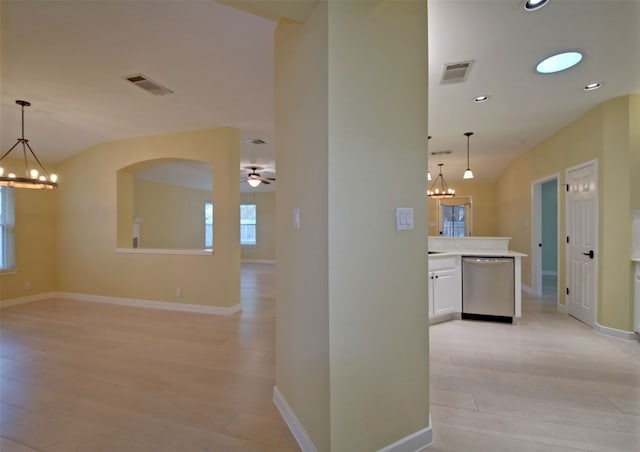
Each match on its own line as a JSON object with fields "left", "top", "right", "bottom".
{"left": 0, "top": 167, "right": 3, "bottom": 177}
{"left": 30, "top": 169, "right": 39, "bottom": 179}
{"left": 8, "top": 173, "right": 16, "bottom": 178}
{"left": 50, "top": 174, "right": 58, "bottom": 183}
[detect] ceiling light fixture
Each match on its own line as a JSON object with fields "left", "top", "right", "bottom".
{"left": 427, "top": 163, "right": 455, "bottom": 199}
{"left": 463, "top": 132, "right": 474, "bottom": 180}
{"left": 247, "top": 177, "right": 261, "bottom": 188}
{"left": 584, "top": 82, "right": 602, "bottom": 91}
{"left": 536, "top": 51, "right": 583, "bottom": 74}
{"left": 0, "top": 100, "right": 58, "bottom": 190}
{"left": 473, "top": 95, "right": 489, "bottom": 103}
{"left": 522, "top": 0, "right": 549, "bottom": 12}
{"left": 245, "top": 138, "right": 266, "bottom": 145}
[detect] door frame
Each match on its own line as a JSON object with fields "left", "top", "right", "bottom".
{"left": 531, "top": 173, "right": 560, "bottom": 299}
{"left": 565, "top": 159, "right": 599, "bottom": 326}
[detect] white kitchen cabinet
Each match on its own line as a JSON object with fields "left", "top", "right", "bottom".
{"left": 428, "top": 255, "right": 461, "bottom": 323}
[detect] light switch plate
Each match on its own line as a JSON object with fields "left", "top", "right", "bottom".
{"left": 396, "top": 208, "right": 414, "bottom": 230}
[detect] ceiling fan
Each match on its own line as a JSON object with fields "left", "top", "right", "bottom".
{"left": 242, "top": 166, "right": 276, "bottom": 188}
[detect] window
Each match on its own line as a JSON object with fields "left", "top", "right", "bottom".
{"left": 0, "top": 187, "right": 16, "bottom": 271}
{"left": 438, "top": 197, "right": 471, "bottom": 237}
{"left": 204, "top": 202, "right": 213, "bottom": 248}
{"left": 441, "top": 205, "right": 467, "bottom": 237}
{"left": 240, "top": 203, "right": 256, "bottom": 245}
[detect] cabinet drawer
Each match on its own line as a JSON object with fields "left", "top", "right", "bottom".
{"left": 428, "top": 255, "right": 457, "bottom": 271}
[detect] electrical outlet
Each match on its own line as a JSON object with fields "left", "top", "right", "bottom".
{"left": 176, "top": 288, "right": 182, "bottom": 297}
{"left": 24, "top": 282, "right": 31, "bottom": 290}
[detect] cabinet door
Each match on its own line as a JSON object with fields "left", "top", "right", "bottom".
{"left": 433, "top": 268, "right": 458, "bottom": 316}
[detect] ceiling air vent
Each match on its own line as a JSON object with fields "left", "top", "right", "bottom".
{"left": 124, "top": 74, "right": 174, "bottom": 96}
{"left": 431, "top": 150, "right": 452, "bottom": 156}
{"left": 440, "top": 60, "right": 474, "bottom": 84}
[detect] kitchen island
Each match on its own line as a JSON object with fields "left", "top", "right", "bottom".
{"left": 428, "top": 236, "right": 526, "bottom": 325}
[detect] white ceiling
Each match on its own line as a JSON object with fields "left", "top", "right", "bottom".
{"left": 2, "top": 0, "right": 639, "bottom": 189}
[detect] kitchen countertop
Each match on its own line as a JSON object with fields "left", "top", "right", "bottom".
{"left": 429, "top": 250, "right": 527, "bottom": 257}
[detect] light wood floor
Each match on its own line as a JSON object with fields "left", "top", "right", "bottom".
{"left": 0, "top": 263, "right": 298, "bottom": 452}
{"left": 429, "top": 295, "right": 640, "bottom": 452}
{"left": 2, "top": 265, "right": 639, "bottom": 451}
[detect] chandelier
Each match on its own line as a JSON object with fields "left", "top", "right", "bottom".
{"left": 427, "top": 163, "right": 455, "bottom": 199}
{"left": 0, "top": 100, "right": 58, "bottom": 189}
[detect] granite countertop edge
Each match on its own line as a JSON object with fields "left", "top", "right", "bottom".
{"left": 429, "top": 250, "right": 528, "bottom": 257}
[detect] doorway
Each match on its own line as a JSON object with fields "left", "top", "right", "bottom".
{"left": 532, "top": 175, "right": 559, "bottom": 300}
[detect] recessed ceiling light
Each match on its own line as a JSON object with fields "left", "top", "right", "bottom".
{"left": 473, "top": 95, "right": 489, "bottom": 103}
{"left": 584, "top": 82, "right": 602, "bottom": 91}
{"left": 523, "top": 0, "right": 549, "bottom": 12}
{"left": 536, "top": 51, "right": 583, "bottom": 74}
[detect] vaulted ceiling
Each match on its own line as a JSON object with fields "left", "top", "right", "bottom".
{"left": 2, "top": 0, "right": 639, "bottom": 189}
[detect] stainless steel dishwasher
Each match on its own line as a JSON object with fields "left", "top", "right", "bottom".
{"left": 462, "top": 257, "right": 514, "bottom": 322}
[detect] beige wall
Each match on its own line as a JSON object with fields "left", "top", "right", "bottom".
{"left": 241, "top": 191, "right": 276, "bottom": 261}
{"left": 496, "top": 95, "right": 638, "bottom": 331}
{"left": 276, "top": 1, "right": 429, "bottom": 450}
{"left": 0, "top": 182, "right": 57, "bottom": 301}
{"left": 275, "top": 1, "right": 330, "bottom": 448}
{"left": 427, "top": 182, "right": 498, "bottom": 237}
{"left": 55, "top": 127, "right": 241, "bottom": 308}
{"left": 134, "top": 179, "right": 211, "bottom": 249}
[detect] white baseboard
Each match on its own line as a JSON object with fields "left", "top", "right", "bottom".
{"left": 2, "top": 290, "right": 241, "bottom": 315}
{"left": 594, "top": 322, "right": 638, "bottom": 341}
{"left": 273, "top": 386, "right": 317, "bottom": 452}
{"left": 56, "top": 292, "right": 242, "bottom": 315}
{"left": 0, "top": 291, "right": 57, "bottom": 308}
{"left": 557, "top": 303, "right": 568, "bottom": 313}
{"left": 273, "top": 385, "right": 432, "bottom": 452}
{"left": 521, "top": 284, "right": 534, "bottom": 294}
{"left": 377, "top": 420, "right": 432, "bottom": 452}
{"left": 241, "top": 259, "right": 276, "bottom": 264}
{"left": 541, "top": 270, "right": 558, "bottom": 276}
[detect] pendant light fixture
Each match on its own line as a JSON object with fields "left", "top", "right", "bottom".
{"left": 463, "top": 131, "right": 474, "bottom": 180}
{"left": 0, "top": 100, "right": 58, "bottom": 189}
{"left": 427, "top": 163, "right": 455, "bottom": 199}
{"left": 427, "top": 135, "right": 432, "bottom": 181}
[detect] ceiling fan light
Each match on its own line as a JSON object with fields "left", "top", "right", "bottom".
{"left": 463, "top": 169, "right": 474, "bottom": 179}
{"left": 247, "top": 178, "right": 261, "bottom": 188}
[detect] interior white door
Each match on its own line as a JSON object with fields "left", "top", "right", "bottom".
{"left": 566, "top": 161, "right": 598, "bottom": 327}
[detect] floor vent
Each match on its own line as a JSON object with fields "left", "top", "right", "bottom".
{"left": 124, "top": 74, "right": 174, "bottom": 96}
{"left": 440, "top": 60, "right": 474, "bottom": 84}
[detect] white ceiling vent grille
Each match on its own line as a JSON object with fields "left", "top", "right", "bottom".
{"left": 440, "top": 60, "right": 474, "bottom": 84}
{"left": 430, "top": 150, "right": 452, "bottom": 156}
{"left": 124, "top": 74, "right": 174, "bottom": 96}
